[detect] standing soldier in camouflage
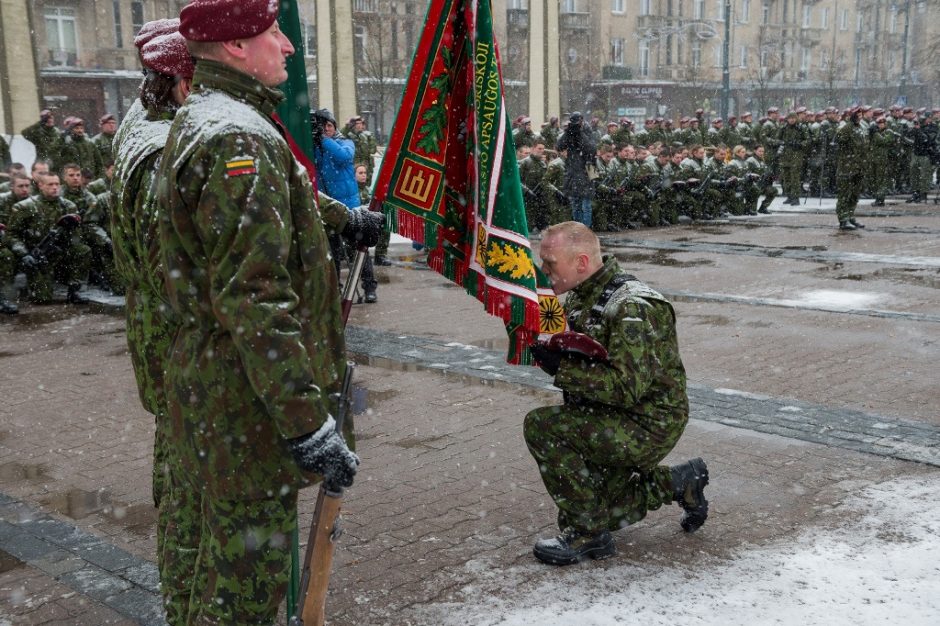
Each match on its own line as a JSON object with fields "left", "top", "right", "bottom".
{"left": 540, "top": 116, "right": 561, "bottom": 151}
{"left": 835, "top": 109, "right": 867, "bottom": 231}
{"left": 92, "top": 114, "right": 119, "bottom": 168}
{"left": 155, "top": 2, "right": 381, "bottom": 622}
{"left": 526, "top": 222, "right": 708, "bottom": 565}
{"left": 778, "top": 111, "right": 807, "bottom": 205}
{"left": 868, "top": 116, "right": 893, "bottom": 207}
{"left": 543, "top": 147, "right": 568, "bottom": 225}
{"left": 512, "top": 116, "right": 540, "bottom": 148}
{"left": 21, "top": 110, "right": 61, "bottom": 163}
{"left": 343, "top": 114, "right": 377, "bottom": 179}
{"left": 111, "top": 30, "right": 193, "bottom": 622}
{"left": 519, "top": 139, "right": 549, "bottom": 232}
{"left": 56, "top": 119, "right": 104, "bottom": 180}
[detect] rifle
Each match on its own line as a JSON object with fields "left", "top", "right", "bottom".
{"left": 690, "top": 171, "right": 715, "bottom": 196}
{"left": 290, "top": 362, "right": 355, "bottom": 626}
{"left": 29, "top": 213, "right": 83, "bottom": 267}
{"left": 645, "top": 176, "right": 670, "bottom": 200}
{"left": 887, "top": 128, "right": 915, "bottom": 146}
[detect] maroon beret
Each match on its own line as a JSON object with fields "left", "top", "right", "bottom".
{"left": 180, "top": 0, "right": 280, "bottom": 42}
{"left": 99, "top": 113, "right": 116, "bottom": 124}
{"left": 142, "top": 32, "right": 195, "bottom": 79}
{"left": 546, "top": 331, "right": 609, "bottom": 362}
{"left": 134, "top": 18, "right": 180, "bottom": 50}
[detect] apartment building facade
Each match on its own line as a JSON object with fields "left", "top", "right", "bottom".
{"left": 2, "top": 0, "right": 935, "bottom": 138}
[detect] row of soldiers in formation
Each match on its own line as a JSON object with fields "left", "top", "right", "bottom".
{"left": 0, "top": 106, "right": 382, "bottom": 316}
{"left": 513, "top": 104, "right": 940, "bottom": 232}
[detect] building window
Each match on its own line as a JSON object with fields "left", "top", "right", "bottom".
{"left": 802, "top": 5, "right": 811, "bottom": 27}
{"left": 611, "top": 37, "right": 625, "bottom": 65}
{"left": 508, "top": 0, "right": 528, "bottom": 8}
{"left": 821, "top": 7, "right": 828, "bottom": 29}
{"left": 759, "top": 47, "right": 768, "bottom": 67}
{"left": 666, "top": 33, "right": 673, "bottom": 65}
{"left": 45, "top": 6, "right": 78, "bottom": 66}
{"left": 694, "top": 0, "right": 705, "bottom": 19}
{"left": 112, "top": 1, "right": 122, "bottom": 48}
{"left": 889, "top": 50, "right": 896, "bottom": 69}
{"left": 856, "top": 13, "right": 863, "bottom": 33}
{"left": 740, "top": 0, "right": 750, "bottom": 23}
{"left": 889, "top": 8, "right": 898, "bottom": 33}
{"left": 354, "top": 0, "right": 378, "bottom": 11}
{"left": 819, "top": 49, "right": 829, "bottom": 69}
{"left": 714, "top": 0, "right": 724, "bottom": 20}
{"left": 739, "top": 44, "right": 748, "bottom": 67}
{"left": 131, "top": 1, "right": 144, "bottom": 35}
{"left": 612, "top": 0, "right": 626, "bottom": 13}
{"left": 692, "top": 40, "right": 702, "bottom": 67}
{"left": 713, "top": 43, "right": 722, "bottom": 67}
{"left": 840, "top": 9, "right": 848, "bottom": 30}
{"left": 800, "top": 47, "right": 810, "bottom": 72}
{"left": 762, "top": 2, "right": 770, "bottom": 24}
{"left": 638, "top": 40, "right": 650, "bottom": 76}
{"left": 640, "top": 0, "right": 651, "bottom": 16}
{"left": 354, "top": 25, "right": 367, "bottom": 61}
{"left": 302, "top": 21, "right": 316, "bottom": 59}
{"left": 561, "top": 0, "right": 577, "bottom": 12}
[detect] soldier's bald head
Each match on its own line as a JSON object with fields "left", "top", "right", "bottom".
{"left": 541, "top": 222, "right": 603, "bottom": 265}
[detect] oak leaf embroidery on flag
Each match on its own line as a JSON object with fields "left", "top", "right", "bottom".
{"left": 486, "top": 242, "right": 535, "bottom": 280}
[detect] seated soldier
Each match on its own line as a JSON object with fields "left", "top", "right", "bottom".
{"left": 7, "top": 173, "right": 90, "bottom": 304}
{"left": 526, "top": 222, "right": 708, "bottom": 565}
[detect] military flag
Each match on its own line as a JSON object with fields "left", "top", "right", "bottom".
{"left": 372, "top": 0, "right": 563, "bottom": 364}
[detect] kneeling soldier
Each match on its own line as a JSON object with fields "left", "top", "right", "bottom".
{"left": 526, "top": 222, "right": 708, "bottom": 565}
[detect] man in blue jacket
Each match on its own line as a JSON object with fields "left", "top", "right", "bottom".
{"left": 312, "top": 108, "right": 378, "bottom": 302}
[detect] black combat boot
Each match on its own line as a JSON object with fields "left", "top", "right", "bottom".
{"left": 671, "top": 458, "right": 709, "bottom": 532}
{"left": 838, "top": 220, "right": 857, "bottom": 231}
{"left": 364, "top": 289, "right": 377, "bottom": 304}
{"left": 374, "top": 255, "right": 393, "bottom": 266}
{"left": 0, "top": 293, "right": 18, "bottom": 315}
{"left": 872, "top": 199, "right": 885, "bottom": 207}
{"left": 66, "top": 283, "right": 88, "bottom": 304}
{"left": 849, "top": 218, "right": 865, "bottom": 229}
{"left": 533, "top": 527, "right": 615, "bottom": 566}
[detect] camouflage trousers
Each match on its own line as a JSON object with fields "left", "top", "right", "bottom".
{"left": 524, "top": 402, "right": 684, "bottom": 533}
{"left": 23, "top": 240, "right": 91, "bottom": 303}
{"left": 160, "top": 479, "right": 297, "bottom": 626}
{"left": 910, "top": 155, "right": 933, "bottom": 196}
{"left": 0, "top": 245, "right": 15, "bottom": 284}
{"left": 836, "top": 171, "right": 863, "bottom": 223}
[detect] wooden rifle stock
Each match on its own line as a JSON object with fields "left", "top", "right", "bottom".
{"left": 290, "top": 362, "right": 355, "bottom": 626}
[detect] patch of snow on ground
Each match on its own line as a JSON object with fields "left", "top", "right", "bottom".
{"left": 787, "top": 289, "right": 883, "bottom": 310}
{"left": 412, "top": 474, "right": 940, "bottom": 626}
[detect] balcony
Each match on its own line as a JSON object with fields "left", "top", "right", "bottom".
{"left": 636, "top": 14, "right": 672, "bottom": 29}
{"left": 353, "top": 0, "right": 377, "bottom": 12}
{"left": 507, "top": 8, "right": 528, "bottom": 30}
{"left": 560, "top": 12, "right": 591, "bottom": 31}
{"left": 47, "top": 48, "right": 77, "bottom": 67}
{"left": 799, "top": 27, "right": 823, "bottom": 45}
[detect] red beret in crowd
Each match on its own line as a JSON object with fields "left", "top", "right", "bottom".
{"left": 142, "top": 32, "right": 196, "bottom": 79}
{"left": 134, "top": 18, "right": 180, "bottom": 50}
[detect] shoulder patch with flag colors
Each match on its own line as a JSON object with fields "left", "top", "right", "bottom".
{"left": 225, "top": 157, "right": 257, "bottom": 177}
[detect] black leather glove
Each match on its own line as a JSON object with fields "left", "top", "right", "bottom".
{"left": 342, "top": 207, "right": 384, "bottom": 248}
{"left": 20, "top": 254, "right": 40, "bottom": 271}
{"left": 288, "top": 419, "right": 360, "bottom": 490}
{"left": 530, "top": 342, "right": 563, "bottom": 376}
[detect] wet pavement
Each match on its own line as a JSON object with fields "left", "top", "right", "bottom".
{"left": 1, "top": 194, "right": 939, "bottom": 624}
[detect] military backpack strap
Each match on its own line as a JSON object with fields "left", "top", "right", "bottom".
{"left": 587, "top": 272, "right": 636, "bottom": 327}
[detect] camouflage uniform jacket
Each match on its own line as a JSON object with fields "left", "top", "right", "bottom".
{"left": 554, "top": 256, "right": 689, "bottom": 424}
{"left": 21, "top": 121, "right": 61, "bottom": 162}
{"left": 86, "top": 177, "right": 110, "bottom": 196}
{"left": 344, "top": 127, "right": 377, "bottom": 170}
{"left": 112, "top": 107, "right": 176, "bottom": 418}
{"left": 0, "top": 135, "right": 10, "bottom": 170}
{"left": 92, "top": 132, "right": 116, "bottom": 167}
{"left": 156, "top": 59, "right": 347, "bottom": 499}
{"left": 56, "top": 134, "right": 104, "bottom": 179}
{"left": 62, "top": 186, "right": 98, "bottom": 220}
{"left": 7, "top": 195, "right": 78, "bottom": 256}
{"left": 836, "top": 122, "right": 867, "bottom": 177}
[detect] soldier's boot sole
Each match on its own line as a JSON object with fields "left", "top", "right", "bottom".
{"left": 674, "top": 458, "right": 709, "bottom": 533}
{"left": 533, "top": 531, "right": 615, "bottom": 566}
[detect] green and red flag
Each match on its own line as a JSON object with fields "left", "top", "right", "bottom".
{"left": 372, "top": 0, "right": 564, "bottom": 364}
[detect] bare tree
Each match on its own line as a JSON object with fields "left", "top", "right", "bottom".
{"left": 746, "top": 27, "right": 783, "bottom": 115}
